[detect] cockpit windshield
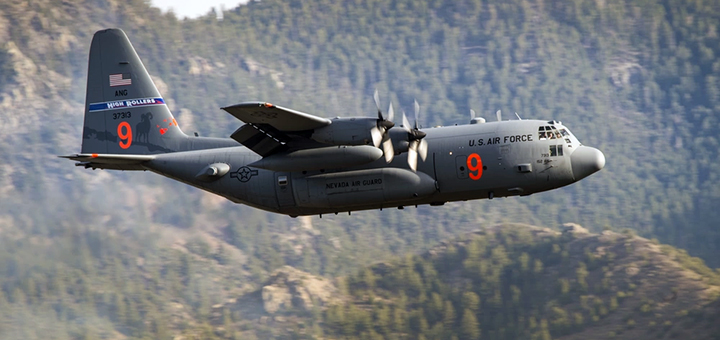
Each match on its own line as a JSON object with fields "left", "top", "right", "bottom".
{"left": 539, "top": 125, "right": 576, "bottom": 146}
{"left": 539, "top": 126, "right": 562, "bottom": 139}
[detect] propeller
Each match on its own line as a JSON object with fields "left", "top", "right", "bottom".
{"left": 405, "top": 99, "right": 428, "bottom": 172}
{"left": 371, "top": 89, "right": 395, "bottom": 162}
{"left": 381, "top": 104, "right": 395, "bottom": 162}
{"left": 496, "top": 109, "right": 502, "bottom": 122}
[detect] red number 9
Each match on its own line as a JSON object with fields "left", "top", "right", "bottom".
{"left": 118, "top": 121, "right": 132, "bottom": 149}
{"left": 467, "top": 153, "right": 483, "bottom": 180}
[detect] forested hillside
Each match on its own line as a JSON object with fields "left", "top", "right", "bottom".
{"left": 323, "top": 224, "right": 720, "bottom": 340}
{"left": 1, "top": 0, "right": 719, "bottom": 338}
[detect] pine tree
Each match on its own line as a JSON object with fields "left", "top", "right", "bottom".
{"left": 443, "top": 300, "right": 456, "bottom": 329}
{"left": 392, "top": 306, "right": 406, "bottom": 333}
{"left": 460, "top": 309, "right": 481, "bottom": 339}
{"left": 462, "top": 292, "right": 481, "bottom": 313}
{"left": 362, "top": 267, "right": 376, "bottom": 289}
{"left": 374, "top": 305, "right": 391, "bottom": 335}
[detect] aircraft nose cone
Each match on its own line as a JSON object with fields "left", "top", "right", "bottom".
{"left": 571, "top": 146, "right": 605, "bottom": 181}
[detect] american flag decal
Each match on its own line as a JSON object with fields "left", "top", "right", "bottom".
{"left": 109, "top": 73, "right": 132, "bottom": 87}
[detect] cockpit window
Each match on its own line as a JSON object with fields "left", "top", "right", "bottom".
{"left": 539, "top": 126, "right": 556, "bottom": 139}
{"left": 540, "top": 126, "right": 572, "bottom": 142}
{"left": 550, "top": 126, "right": 561, "bottom": 139}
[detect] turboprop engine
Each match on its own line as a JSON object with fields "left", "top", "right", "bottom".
{"left": 312, "top": 90, "right": 397, "bottom": 162}
{"left": 311, "top": 117, "right": 387, "bottom": 146}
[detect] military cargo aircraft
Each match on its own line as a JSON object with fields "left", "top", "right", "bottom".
{"left": 62, "top": 28, "right": 605, "bottom": 217}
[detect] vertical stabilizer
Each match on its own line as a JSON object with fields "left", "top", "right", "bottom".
{"left": 81, "top": 28, "right": 186, "bottom": 154}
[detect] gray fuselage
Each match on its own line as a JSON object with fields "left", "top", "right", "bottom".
{"left": 145, "top": 119, "right": 604, "bottom": 217}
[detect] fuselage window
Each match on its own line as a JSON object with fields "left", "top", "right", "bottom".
{"left": 539, "top": 126, "right": 547, "bottom": 140}
{"left": 560, "top": 128, "right": 569, "bottom": 137}
{"left": 549, "top": 144, "right": 563, "bottom": 157}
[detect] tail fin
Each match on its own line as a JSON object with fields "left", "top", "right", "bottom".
{"left": 81, "top": 28, "right": 186, "bottom": 154}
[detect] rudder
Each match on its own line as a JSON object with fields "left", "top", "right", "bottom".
{"left": 81, "top": 28, "right": 186, "bottom": 155}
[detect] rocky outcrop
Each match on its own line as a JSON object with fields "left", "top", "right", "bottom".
{"left": 260, "top": 266, "right": 340, "bottom": 314}
{"left": 562, "top": 222, "right": 590, "bottom": 235}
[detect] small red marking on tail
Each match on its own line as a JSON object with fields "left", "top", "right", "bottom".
{"left": 172, "top": 119, "right": 178, "bottom": 127}
{"left": 163, "top": 119, "right": 167, "bottom": 122}
{"left": 156, "top": 125, "right": 160, "bottom": 128}
{"left": 159, "top": 128, "right": 168, "bottom": 135}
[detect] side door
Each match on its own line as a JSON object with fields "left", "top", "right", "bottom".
{"left": 274, "top": 172, "right": 296, "bottom": 207}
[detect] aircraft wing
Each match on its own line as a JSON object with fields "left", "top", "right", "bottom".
{"left": 222, "top": 102, "right": 331, "bottom": 131}
{"left": 222, "top": 102, "right": 331, "bottom": 157}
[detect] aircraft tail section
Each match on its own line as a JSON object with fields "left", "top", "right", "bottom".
{"left": 81, "top": 28, "right": 187, "bottom": 155}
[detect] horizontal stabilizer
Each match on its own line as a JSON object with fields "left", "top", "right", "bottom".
{"left": 60, "top": 153, "right": 155, "bottom": 170}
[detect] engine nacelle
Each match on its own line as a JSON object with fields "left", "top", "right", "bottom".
{"left": 388, "top": 128, "right": 411, "bottom": 154}
{"left": 249, "top": 145, "right": 383, "bottom": 171}
{"left": 311, "top": 117, "right": 377, "bottom": 146}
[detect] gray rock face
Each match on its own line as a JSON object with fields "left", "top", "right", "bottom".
{"left": 261, "top": 285, "right": 292, "bottom": 314}
{"left": 261, "top": 266, "right": 340, "bottom": 314}
{"left": 562, "top": 222, "right": 589, "bottom": 235}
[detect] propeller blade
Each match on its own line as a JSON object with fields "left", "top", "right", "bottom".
{"left": 414, "top": 99, "right": 420, "bottom": 130}
{"left": 402, "top": 111, "right": 411, "bottom": 130}
{"left": 408, "top": 141, "right": 418, "bottom": 172}
{"left": 387, "top": 103, "right": 394, "bottom": 122}
{"left": 496, "top": 109, "right": 502, "bottom": 122}
{"left": 373, "top": 89, "right": 382, "bottom": 120}
{"left": 382, "top": 136, "right": 395, "bottom": 163}
{"left": 418, "top": 139, "right": 428, "bottom": 161}
{"left": 470, "top": 109, "right": 476, "bottom": 119}
{"left": 370, "top": 126, "right": 383, "bottom": 148}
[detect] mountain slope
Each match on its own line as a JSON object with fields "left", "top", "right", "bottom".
{"left": 322, "top": 224, "right": 720, "bottom": 340}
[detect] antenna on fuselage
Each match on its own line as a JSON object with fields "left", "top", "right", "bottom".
{"left": 496, "top": 110, "right": 502, "bottom": 122}
{"left": 515, "top": 112, "right": 522, "bottom": 120}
